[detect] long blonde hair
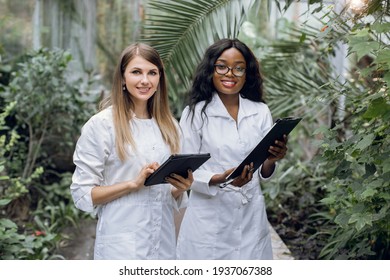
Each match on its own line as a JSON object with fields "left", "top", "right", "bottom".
{"left": 100, "top": 43, "right": 180, "bottom": 161}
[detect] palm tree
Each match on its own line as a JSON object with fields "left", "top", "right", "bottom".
{"left": 140, "top": 0, "right": 261, "bottom": 114}
{"left": 140, "top": 0, "right": 336, "bottom": 119}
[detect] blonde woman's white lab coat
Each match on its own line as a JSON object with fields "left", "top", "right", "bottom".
{"left": 70, "top": 107, "right": 186, "bottom": 260}
{"left": 176, "top": 93, "right": 275, "bottom": 260}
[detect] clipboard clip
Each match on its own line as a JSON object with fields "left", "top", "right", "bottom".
{"left": 219, "top": 179, "right": 234, "bottom": 188}
{"left": 219, "top": 167, "right": 255, "bottom": 188}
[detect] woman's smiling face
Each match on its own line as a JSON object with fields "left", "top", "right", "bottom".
{"left": 123, "top": 55, "right": 160, "bottom": 104}
{"left": 212, "top": 47, "right": 246, "bottom": 96}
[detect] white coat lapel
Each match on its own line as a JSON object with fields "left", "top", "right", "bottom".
{"left": 206, "top": 93, "right": 230, "bottom": 118}
{"left": 207, "top": 93, "right": 261, "bottom": 125}
{"left": 237, "top": 95, "right": 259, "bottom": 125}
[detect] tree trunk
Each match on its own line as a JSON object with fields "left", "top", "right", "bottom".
{"left": 32, "top": 0, "right": 42, "bottom": 50}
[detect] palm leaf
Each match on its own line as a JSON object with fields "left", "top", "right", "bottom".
{"left": 245, "top": 18, "right": 343, "bottom": 119}
{"left": 141, "top": 0, "right": 259, "bottom": 111}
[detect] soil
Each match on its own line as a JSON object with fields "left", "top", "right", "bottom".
{"left": 58, "top": 218, "right": 96, "bottom": 260}
{"left": 58, "top": 209, "right": 295, "bottom": 260}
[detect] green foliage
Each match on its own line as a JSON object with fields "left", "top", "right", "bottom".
{"left": 0, "top": 48, "right": 96, "bottom": 259}
{"left": 0, "top": 171, "right": 89, "bottom": 260}
{"left": 317, "top": 93, "right": 390, "bottom": 259}
{"left": 0, "top": 102, "right": 30, "bottom": 204}
{"left": 314, "top": 6, "right": 390, "bottom": 259}
{"left": 241, "top": 21, "right": 339, "bottom": 118}
{"left": 244, "top": 1, "right": 390, "bottom": 259}
{"left": 0, "top": 218, "right": 63, "bottom": 260}
{"left": 262, "top": 156, "right": 331, "bottom": 259}
{"left": 1, "top": 48, "right": 94, "bottom": 179}
{"left": 33, "top": 172, "right": 90, "bottom": 231}
{"left": 0, "top": 102, "right": 61, "bottom": 259}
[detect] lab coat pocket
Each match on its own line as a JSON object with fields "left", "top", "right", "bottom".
{"left": 253, "top": 195, "right": 271, "bottom": 241}
{"left": 94, "top": 232, "right": 136, "bottom": 260}
{"left": 252, "top": 195, "right": 272, "bottom": 258}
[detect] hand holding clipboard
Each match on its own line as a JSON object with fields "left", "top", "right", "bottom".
{"left": 220, "top": 117, "right": 302, "bottom": 188}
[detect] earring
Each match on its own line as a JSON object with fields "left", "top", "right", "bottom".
{"left": 122, "top": 85, "right": 126, "bottom": 91}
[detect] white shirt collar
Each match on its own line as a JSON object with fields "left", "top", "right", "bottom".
{"left": 206, "top": 92, "right": 259, "bottom": 119}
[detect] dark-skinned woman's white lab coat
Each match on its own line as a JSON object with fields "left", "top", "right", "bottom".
{"left": 177, "top": 93, "right": 275, "bottom": 260}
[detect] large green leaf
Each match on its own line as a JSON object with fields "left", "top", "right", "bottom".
{"left": 363, "top": 97, "right": 390, "bottom": 119}
{"left": 141, "top": 0, "right": 259, "bottom": 109}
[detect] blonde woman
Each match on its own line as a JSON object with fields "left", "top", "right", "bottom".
{"left": 70, "top": 43, "right": 192, "bottom": 260}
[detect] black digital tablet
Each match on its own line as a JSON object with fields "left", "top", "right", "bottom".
{"left": 144, "top": 153, "right": 211, "bottom": 186}
{"left": 221, "top": 117, "right": 302, "bottom": 186}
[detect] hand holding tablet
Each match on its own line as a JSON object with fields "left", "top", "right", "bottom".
{"left": 144, "top": 153, "right": 211, "bottom": 186}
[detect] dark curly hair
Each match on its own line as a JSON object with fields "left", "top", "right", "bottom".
{"left": 187, "top": 38, "right": 265, "bottom": 121}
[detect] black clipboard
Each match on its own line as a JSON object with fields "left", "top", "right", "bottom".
{"left": 221, "top": 117, "right": 302, "bottom": 187}
{"left": 144, "top": 153, "right": 211, "bottom": 186}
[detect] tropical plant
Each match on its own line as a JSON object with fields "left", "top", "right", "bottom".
{"left": 313, "top": 0, "right": 390, "bottom": 259}
{"left": 0, "top": 48, "right": 96, "bottom": 259}
{"left": 0, "top": 102, "right": 61, "bottom": 259}
{"left": 1, "top": 48, "right": 95, "bottom": 178}
{"left": 262, "top": 0, "right": 390, "bottom": 259}
{"left": 141, "top": 0, "right": 262, "bottom": 114}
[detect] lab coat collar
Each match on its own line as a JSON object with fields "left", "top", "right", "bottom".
{"left": 207, "top": 92, "right": 259, "bottom": 120}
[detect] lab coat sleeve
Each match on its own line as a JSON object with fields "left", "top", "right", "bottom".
{"left": 258, "top": 162, "right": 278, "bottom": 181}
{"left": 70, "top": 115, "right": 111, "bottom": 213}
{"left": 179, "top": 106, "right": 218, "bottom": 196}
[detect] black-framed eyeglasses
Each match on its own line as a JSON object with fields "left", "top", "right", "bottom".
{"left": 214, "top": 64, "right": 246, "bottom": 77}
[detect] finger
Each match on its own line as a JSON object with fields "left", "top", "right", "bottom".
{"left": 166, "top": 177, "right": 190, "bottom": 190}
{"left": 144, "top": 163, "right": 155, "bottom": 172}
{"left": 150, "top": 162, "right": 160, "bottom": 170}
{"left": 169, "top": 173, "right": 186, "bottom": 182}
{"left": 224, "top": 167, "right": 235, "bottom": 178}
{"left": 274, "top": 140, "right": 286, "bottom": 149}
{"left": 240, "top": 165, "right": 250, "bottom": 179}
{"left": 268, "top": 148, "right": 280, "bottom": 158}
{"left": 269, "top": 145, "right": 283, "bottom": 154}
{"left": 187, "top": 169, "right": 194, "bottom": 182}
{"left": 245, "top": 163, "right": 254, "bottom": 180}
{"left": 144, "top": 162, "right": 158, "bottom": 174}
{"left": 269, "top": 146, "right": 287, "bottom": 159}
{"left": 146, "top": 167, "right": 155, "bottom": 173}
{"left": 169, "top": 173, "right": 193, "bottom": 187}
{"left": 249, "top": 162, "right": 254, "bottom": 174}
{"left": 272, "top": 143, "right": 288, "bottom": 154}
{"left": 249, "top": 162, "right": 254, "bottom": 173}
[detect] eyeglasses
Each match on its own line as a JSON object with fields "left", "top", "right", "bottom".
{"left": 214, "top": 64, "right": 246, "bottom": 77}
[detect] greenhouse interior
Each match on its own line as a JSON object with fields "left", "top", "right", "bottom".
{"left": 0, "top": 0, "right": 389, "bottom": 261}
